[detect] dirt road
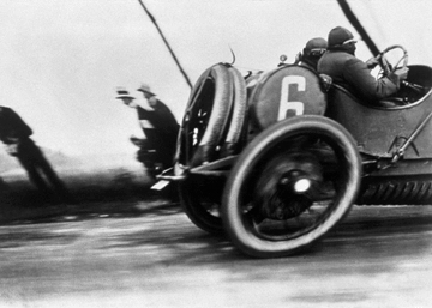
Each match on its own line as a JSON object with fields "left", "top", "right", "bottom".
{"left": 1, "top": 203, "right": 431, "bottom": 308}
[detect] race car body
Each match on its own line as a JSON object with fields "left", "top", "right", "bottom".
{"left": 160, "top": 45, "right": 432, "bottom": 258}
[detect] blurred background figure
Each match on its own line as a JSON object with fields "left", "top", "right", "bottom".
{"left": 0, "top": 105, "right": 68, "bottom": 198}
{"left": 116, "top": 85, "right": 179, "bottom": 181}
{"left": 294, "top": 37, "right": 328, "bottom": 70}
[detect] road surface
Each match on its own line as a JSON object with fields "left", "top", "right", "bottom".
{"left": 1, "top": 203, "right": 432, "bottom": 308}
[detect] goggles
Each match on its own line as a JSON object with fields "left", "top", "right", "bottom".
{"left": 308, "top": 48, "right": 327, "bottom": 56}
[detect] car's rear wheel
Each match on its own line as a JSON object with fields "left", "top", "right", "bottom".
{"left": 179, "top": 175, "right": 225, "bottom": 234}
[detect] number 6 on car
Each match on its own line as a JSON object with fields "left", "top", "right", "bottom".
{"left": 278, "top": 75, "right": 306, "bottom": 120}
{"left": 248, "top": 66, "right": 327, "bottom": 131}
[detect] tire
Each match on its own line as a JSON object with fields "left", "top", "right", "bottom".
{"left": 221, "top": 66, "right": 247, "bottom": 156}
{"left": 222, "top": 115, "right": 361, "bottom": 258}
{"left": 179, "top": 175, "right": 225, "bottom": 234}
{"left": 178, "top": 64, "right": 233, "bottom": 167}
{"left": 176, "top": 64, "right": 236, "bottom": 233}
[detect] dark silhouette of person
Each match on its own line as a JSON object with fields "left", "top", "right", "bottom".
{"left": 0, "top": 105, "right": 68, "bottom": 197}
{"left": 117, "top": 85, "right": 179, "bottom": 180}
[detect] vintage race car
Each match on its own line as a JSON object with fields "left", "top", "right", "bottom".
{"left": 160, "top": 44, "right": 432, "bottom": 258}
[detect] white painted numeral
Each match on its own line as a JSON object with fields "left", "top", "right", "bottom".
{"left": 278, "top": 76, "right": 306, "bottom": 120}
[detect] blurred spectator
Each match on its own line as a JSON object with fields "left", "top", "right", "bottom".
{"left": 0, "top": 105, "right": 68, "bottom": 197}
{"left": 116, "top": 85, "right": 179, "bottom": 180}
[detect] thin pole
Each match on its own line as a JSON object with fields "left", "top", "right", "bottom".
{"left": 137, "top": 0, "right": 193, "bottom": 90}
{"left": 336, "top": 0, "right": 380, "bottom": 57}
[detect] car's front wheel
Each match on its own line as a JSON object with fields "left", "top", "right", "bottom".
{"left": 222, "top": 115, "right": 362, "bottom": 258}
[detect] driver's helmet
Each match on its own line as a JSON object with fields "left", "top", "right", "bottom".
{"left": 328, "top": 26, "right": 357, "bottom": 50}
{"left": 303, "top": 37, "right": 328, "bottom": 57}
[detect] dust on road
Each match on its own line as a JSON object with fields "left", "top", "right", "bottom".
{"left": 0, "top": 204, "right": 432, "bottom": 308}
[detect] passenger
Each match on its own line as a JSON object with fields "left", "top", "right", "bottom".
{"left": 295, "top": 37, "right": 328, "bottom": 71}
{"left": 317, "top": 26, "right": 408, "bottom": 102}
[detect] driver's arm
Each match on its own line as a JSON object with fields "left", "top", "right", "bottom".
{"left": 365, "top": 57, "right": 379, "bottom": 69}
{"left": 389, "top": 67, "right": 409, "bottom": 90}
{"left": 343, "top": 58, "right": 398, "bottom": 100}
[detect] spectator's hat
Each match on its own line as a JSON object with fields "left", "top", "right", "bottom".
{"left": 116, "top": 90, "right": 135, "bottom": 99}
{"left": 137, "top": 83, "right": 155, "bottom": 95}
{"left": 328, "top": 26, "right": 358, "bottom": 49}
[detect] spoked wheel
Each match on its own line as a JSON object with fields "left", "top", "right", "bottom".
{"left": 179, "top": 175, "right": 225, "bottom": 234}
{"left": 177, "top": 64, "right": 246, "bottom": 234}
{"left": 222, "top": 116, "right": 361, "bottom": 258}
{"left": 376, "top": 44, "right": 408, "bottom": 77}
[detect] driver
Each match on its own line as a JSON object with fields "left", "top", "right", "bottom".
{"left": 317, "top": 26, "right": 409, "bottom": 102}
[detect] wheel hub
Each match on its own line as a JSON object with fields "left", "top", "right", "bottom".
{"left": 293, "top": 178, "right": 312, "bottom": 193}
{"left": 278, "top": 170, "right": 313, "bottom": 194}
{"left": 254, "top": 152, "right": 322, "bottom": 220}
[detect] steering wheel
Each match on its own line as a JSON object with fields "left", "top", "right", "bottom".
{"left": 375, "top": 44, "right": 408, "bottom": 77}
{"left": 376, "top": 45, "right": 428, "bottom": 96}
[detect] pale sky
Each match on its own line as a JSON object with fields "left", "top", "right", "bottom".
{"left": 0, "top": 0, "right": 431, "bottom": 159}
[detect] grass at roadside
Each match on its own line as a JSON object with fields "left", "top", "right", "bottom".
{"left": 0, "top": 168, "right": 179, "bottom": 223}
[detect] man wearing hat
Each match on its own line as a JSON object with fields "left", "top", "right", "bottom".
{"left": 117, "top": 85, "right": 179, "bottom": 178}
{"left": 317, "top": 26, "right": 408, "bottom": 101}
{"left": 116, "top": 89, "right": 136, "bottom": 106}
{"left": 295, "top": 37, "right": 328, "bottom": 71}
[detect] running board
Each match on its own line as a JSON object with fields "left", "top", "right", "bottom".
{"left": 156, "top": 155, "right": 237, "bottom": 181}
